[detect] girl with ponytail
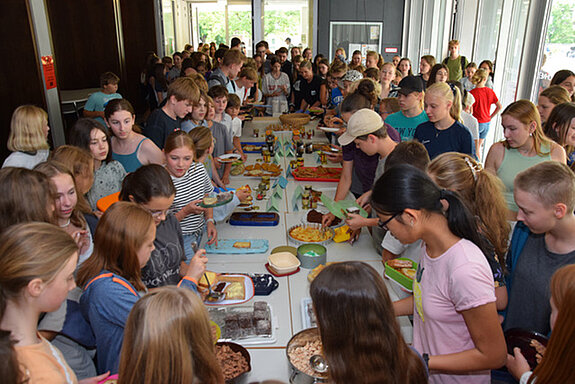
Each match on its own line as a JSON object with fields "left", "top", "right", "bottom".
{"left": 428, "top": 152, "right": 510, "bottom": 310}
{"left": 371, "top": 164, "right": 506, "bottom": 383}
{"left": 414, "top": 82, "right": 474, "bottom": 159}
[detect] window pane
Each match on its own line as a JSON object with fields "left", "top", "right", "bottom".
{"left": 539, "top": 0, "right": 575, "bottom": 93}
{"left": 499, "top": 0, "right": 530, "bottom": 108}
{"left": 263, "top": 0, "right": 311, "bottom": 52}
{"left": 474, "top": 0, "right": 504, "bottom": 63}
{"left": 162, "top": 0, "right": 176, "bottom": 55}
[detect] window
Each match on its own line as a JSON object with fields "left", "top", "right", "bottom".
{"left": 262, "top": 0, "right": 312, "bottom": 53}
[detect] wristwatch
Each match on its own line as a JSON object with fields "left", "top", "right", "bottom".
{"left": 206, "top": 218, "right": 216, "bottom": 225}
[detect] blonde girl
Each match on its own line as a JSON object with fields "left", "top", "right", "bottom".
{"left": 537, "top": 85, "right": 571, "bottom": 126}
{"left": 484, "top": 100, "right": 565, "bottom": 219}
{"left": 118, "top": 287, "right": 224, "bottom": 384}
{"left": 187, "top": 126, "right": 224, "bottom": 188}
{"left": 35, "top": 161, "right": 93, "bottom": 265}
{"left": 428, "top": 152, "right": 510, "bottom": 310}
{"left": 379, "top": 62, "right": 399, "bottom": 99}
{"left": 3, "top": 105, "right": 50, "bottom": 169}
{"left": 104, "top": 99, "right": 163, "bottom": 172}
{"left": 181, "top": 91, "right": 208, "bottom": 132}
{"left": 470, "top": 68, "right": 503, "bottom": 158}
{"left": 413, "top": 82, "right": 473, "bottom": 159}
{"left": 163, "top": 131, "right": 217, "bottom": 262}
{"left": 77, "top": 202, "right": 206, "bottom": 374}
{"left": 51, "top": 145, "right": 95, "bottom": 216}
{"left": 0, "top": 222, "right": 109, "bottom": 384}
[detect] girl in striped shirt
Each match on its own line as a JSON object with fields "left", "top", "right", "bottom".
{"left": 165, "top": 130, "right": 217, "bottom": 262}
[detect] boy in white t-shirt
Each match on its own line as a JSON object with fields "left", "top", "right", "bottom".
{"left": 225, "top": 94, "right": 246, "bottom": 160}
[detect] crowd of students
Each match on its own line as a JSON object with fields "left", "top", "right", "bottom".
{"left": 0, "top": 36, "right": 574, "bottom": 384}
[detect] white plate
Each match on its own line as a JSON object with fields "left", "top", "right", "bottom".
{"left": 204, "top": 274, "right": 256, "bottom": 306}
{"left": 216, "top": 154, "right": 242, "bottom": 163}
{"left": 318, "top": 126, "right": 340, "bottom": 133}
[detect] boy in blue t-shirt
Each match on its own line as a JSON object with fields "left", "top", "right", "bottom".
{"left": 385, "top": 76, "right": 428, "bottom": 141}
{"left": 83, "top": 72, "right": 122, "bottom": 126}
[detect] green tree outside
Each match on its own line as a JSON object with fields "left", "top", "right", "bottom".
{"left": 546, "top": 3, "right": 575, "bottom": 44}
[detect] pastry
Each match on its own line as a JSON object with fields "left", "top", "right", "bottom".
{"left": 203, "top": 196, "right": 217, "bottom": 205}
{"left": 233, "top": 241, "right": 251, "bottom": 248}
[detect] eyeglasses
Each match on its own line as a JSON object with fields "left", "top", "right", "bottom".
{"left": 144, "top": 207, "right": 168, "bottom": 218}
{"left": 377, "top": 212, "right": 401, "bottom": 230}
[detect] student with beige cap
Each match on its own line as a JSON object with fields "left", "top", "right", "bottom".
{"left": 338, "top": 109, "right": 398, "bottom": 244}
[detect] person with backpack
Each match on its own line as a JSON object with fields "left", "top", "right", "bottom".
{"left": 443, "top": 40, "right": 469, "bottom": 81}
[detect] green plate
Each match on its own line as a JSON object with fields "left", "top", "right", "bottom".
{"left": 198, "top": 195, "right": 234, "bottom": 208}
{"left": 384, "top": 258, "right": 417, "bottom": 292}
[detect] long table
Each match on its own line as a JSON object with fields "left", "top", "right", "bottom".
{"left": 202, "top": 117, "right": 413, "bottom": 383}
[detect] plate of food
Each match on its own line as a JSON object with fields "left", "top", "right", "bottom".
{"left": 292, "top": 166, "right": 342, "bottom": 182}
{"left": 504, "top": 328, "right": 548, "bottom": 369}
{"left": 216, "top": 153, "right": 242, "bottom": 163}
{"left": 241, "top": 142, "right": 265, "bottom": 153}
{"left": 199, "top": 272, "right": 255, "bottom": 306}
{"left": 318, "top": 126, "right": 340, "bottom": 133}
{"left": 288, "top": 224, "right": 334, "bottom": 245}
{"left": 384, "top": 258, "right": 418, "bottom": 293}
{"left": 198, "top": 192, "right": 234, "bottom": 208}
{"left": 243, "top": 163, "right": 282, "bottom": 177}
{"left": 205, "top": 239, "right": 269, "bottom": 254}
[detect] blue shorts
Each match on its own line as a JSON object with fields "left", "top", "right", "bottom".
{"left": 478, "top": 122, "right": 491, "bottom": 139}
{"left": 182, "top": 230, "right": 204, "bottom": 263}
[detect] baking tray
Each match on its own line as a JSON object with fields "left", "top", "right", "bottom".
{"left": 229, "top": 212, "right": 279, "bottom": 226}
{"left": 205, "top": 239, "right": 269, "bottom": 254}
{"left": 241, "top": 142, "right": 266, "bottom": 153}
{"left": 287, "top": 224, "right": 334, "bottom": 246}
{"left": 291, "top": 167, "right": 342, "bottom": 182}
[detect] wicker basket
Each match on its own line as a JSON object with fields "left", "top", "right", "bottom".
{"left": 279, "top": 113, "right": 310, "bottom": 127}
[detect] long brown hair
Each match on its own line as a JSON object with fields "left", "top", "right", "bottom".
{"left": 118, "top": 287, "right": 224, "bottom": 384}
{"left": 77, "top": 202, "right": 154, "bottom": 292}
{"left": 529, "top": 265, "right": 575, "bottom": 383}
{"left": 34, "top": 161, "right": 88, "bottom": 230}
{"left": 501, "top": 99, "right": 552, "bottom": 156}
{"left": 0, "top": 167, "right": 56, "bottom": 235}
{"left": 428, "top": 152, "right": 510, "bottom": 269}
{"left": 310, "top": 262, "right": 427, "bottom": 384}
{"left": 187, "top": 126, "right": 213, "bottom": 160}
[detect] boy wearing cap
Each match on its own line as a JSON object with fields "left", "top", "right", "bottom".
{"left": 338, "top": 109, "right": 398, "bottom": 246}
{"left": 384, "top": 76, "right": 428, "bottom": 142}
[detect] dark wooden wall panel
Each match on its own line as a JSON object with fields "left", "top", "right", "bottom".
{"left": 46, "top": 0, "right": 121, "bottom": 90}
{"left": 0, "top": 0, "right": 45, "bottom": 164}
{"left": 120, "top": 0, "right": 157, "bottom": 114}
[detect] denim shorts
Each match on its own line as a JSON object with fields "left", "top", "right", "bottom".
{"left": 182, "top": 230, "right": 204, "bottom": 263}
{"left": 478, "top": 122, "right": 491, "bottom": 139}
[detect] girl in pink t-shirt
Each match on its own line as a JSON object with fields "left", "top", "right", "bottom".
{"left": 371, "top": 164, "right": 506, "bottom": 384}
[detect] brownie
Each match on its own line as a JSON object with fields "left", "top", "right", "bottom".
{"left": 254, "top": 309, "right": 269, "bottom": 321}
{"left": 238, "top": 313, "right": 253, "bottom": 328}
{"left": 253, "top": 301, "right": 268, "bottom": 311}
{"left": 256, "top": 319, "right": 272, "bottom": 335}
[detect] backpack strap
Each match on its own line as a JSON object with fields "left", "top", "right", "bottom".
{"left": 460, "top": 56, "right": 466, "bottom": 72}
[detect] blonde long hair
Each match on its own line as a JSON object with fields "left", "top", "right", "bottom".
{"left": 118, "top": 287, "right": 224, "bottom": 384}
{"left": 428, "top": 152, "right": 510, "bottom": 268}
{"left": 7, "top": 105, "right": 49, "bottom": 152}
{"left": 501, "top": 99, "right": 552, "bottom": 156}
{"left": 426, "top": 82, "right": 461, "bottom": 122}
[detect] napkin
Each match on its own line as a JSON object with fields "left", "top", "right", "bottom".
{"left": 266, "top": 195, "right": 281, "bottom": 212}
{"left": 291, "top": 185, "right": 304, "bottom": 211}
{"left": 320, "top": 194, "right": 368, "bottom": 219}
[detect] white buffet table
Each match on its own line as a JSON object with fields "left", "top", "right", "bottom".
{"left": 203, "top": 117, "right": 413, "bottom": 383}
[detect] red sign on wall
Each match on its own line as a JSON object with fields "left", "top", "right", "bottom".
{"left": 41, "top": 55, "right": 57, "bottom": 89}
